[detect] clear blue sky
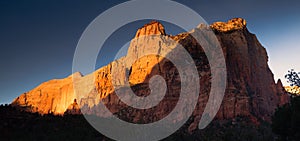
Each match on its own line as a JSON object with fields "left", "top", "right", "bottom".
{"left": 0, "top": 0, "right": 299, "bottom": 104}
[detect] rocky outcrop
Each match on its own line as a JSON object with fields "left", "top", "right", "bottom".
{"left": 11, "top": 73, "right": 79, "bottom": 114}
{"left": 135, "top": 21, "right": 166, "bottom": 38}
{"left": 210, "top": 18, "right": 247, "bottom": 32}
{"left": 211, "top": 26, "right": 289, "bottom": 121}
{"left": 64, "top": 99, "right": 81, "bottom": 115}
{"left": 12, "top": 18, "right": 289, "bottom": 130}
{"left": 276, "top": 79, "right": 291, "bottom": 105}
{"left": 11, "top": 71, "right": 94, "bottom": 115}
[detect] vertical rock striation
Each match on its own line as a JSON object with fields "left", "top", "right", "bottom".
{"left": 11, "top": 18, "right": 289, "bottom": 130}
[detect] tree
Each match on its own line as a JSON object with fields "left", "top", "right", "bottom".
{"left": 285, "top": 69, "right": 300, "bottom": 87}
{"left": 272, "top": 69, "right": 300, "bottom": 140}
{"left": 272, "top": 97, "right": 300, "bottom": 141}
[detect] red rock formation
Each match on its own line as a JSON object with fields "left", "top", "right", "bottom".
{"left": 11, "top": 73, "right": 80, "bottom": 114}
{"left": 12, "top": 18, "right": 289, "bottom": 130}
{"left": 276, "top": 79, "right": 291, "bottom": 105}
{"left": 210, "top": 18, "right": 247, "bottom": 32}
{"left": 211, "top": 27, "right": 289, "bottom": 121}
{"left": 135, "top": 21, "right": 166, "bottom": 38}
{"left": 64, "top": 99, "right": 81, "bottom": 115}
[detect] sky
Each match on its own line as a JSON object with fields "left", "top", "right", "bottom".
{"left": 0, "top": 0, "right": 299, "bottom": 104}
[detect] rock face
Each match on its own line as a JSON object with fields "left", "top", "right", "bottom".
{"left": 11, "top": 73, "right": 79, "bottom": 114}
{"left": 276, "top": 79, "right": 291, "bottom": 105}
{"left": 12, "top": 18, "right": 289, "bottom": 129}
{"left": 210, "top": 18, "right": 247, "bottom": 32}
{"left": 64, "top": 99, "right": 81, "bottom": 115}
{"left": 11, "top": 71, "right": 94, "bottom": 115}
{"left": 135, "top": 21, "right": 166, "bottom": 38}
{"left": 210, "top": 24, "right": 289, "bottom": 121}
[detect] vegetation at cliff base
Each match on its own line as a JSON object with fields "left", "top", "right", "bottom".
{"left": 272, "top": 96, "right": 300, "bottom": 141}
{"left": 272, "top": 69, "right": 300, "bottom": 141}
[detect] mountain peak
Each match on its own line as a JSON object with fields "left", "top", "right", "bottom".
{"left": 276, "top": 79, "right": 283, "bottom": 87}
{"left": 135, "top": 20, "right": 166, "bottom": 38}
{"left": 210, "top": 18, "right": 247, "bottom": 32}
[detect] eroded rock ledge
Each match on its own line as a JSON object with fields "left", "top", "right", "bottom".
{"left": 210, "top": 18, "right": 247, "bottom": 32}
{"left": 134, "top": 18, "right": 247, "bottom": 39}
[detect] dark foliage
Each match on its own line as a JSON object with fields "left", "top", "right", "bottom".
{"left": 0, "top": 105, "right": 275, "bottom": 141}
{"left": 272, "top": 96, "right": 300, "bottom": 141}
{"left": 285, "top": 69, "right": 300, "bottom": 87}
{"left": 162, "top": 116, "right": 274, "bottom": 141}
{"left": 0, "top": 105, "right": 112, "bottom": 141}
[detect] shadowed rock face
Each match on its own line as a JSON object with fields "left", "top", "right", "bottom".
{"left": 12, "top": 18, "right": 289, "bottom": 130}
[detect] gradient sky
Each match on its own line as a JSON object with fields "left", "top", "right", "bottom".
{"left": 0, "top": 0, "right": 299, "bottom": 104}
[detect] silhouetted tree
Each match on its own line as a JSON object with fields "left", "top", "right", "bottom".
{"left": 285, "top": 69, "right": 300, "bottom": 87}
{"left": 272, "top": 97, "right": 300, "bottom": 141}
{"left": 272, "top": 69, "right": 300, "bottom": 140}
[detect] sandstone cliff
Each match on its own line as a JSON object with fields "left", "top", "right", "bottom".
{"left": 12, "top": 18, "right": 289, "bottom": 129}
{"left": 135, "top": 21, "right": 166, "bottom": 38}
{"left": 11, "top": 73, "right": 78, "bottom": 114}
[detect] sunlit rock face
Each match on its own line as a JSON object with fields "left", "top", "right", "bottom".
{"left": 210, "top": 18, "right": 247, "bottom": 32}
{"left": 11, "top": 73, "right": 78, "bottom": 114}
{"left": 12, "top": 18, "right": 289, "bottom": 130}
{"left": 285, "top": 85, "right": 300, "bottom": 95}
{"left": 134, "top": 21, "right": 166, "bottom": 38}
{"left": 11, "top": 71, "right": 95, "bottom": 115}
{"left": 64, "top": 99, "right": 81, "bottom": 115}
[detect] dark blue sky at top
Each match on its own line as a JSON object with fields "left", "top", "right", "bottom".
{"left": 0, "top": 0, "right": 299, "bottom": 104}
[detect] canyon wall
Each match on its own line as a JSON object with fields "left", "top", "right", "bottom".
{"left": 12, "top": 19, "right": 289, "bottom": 129}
